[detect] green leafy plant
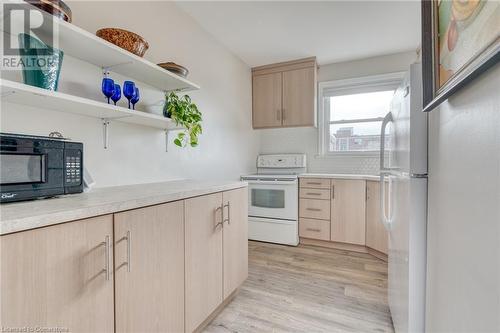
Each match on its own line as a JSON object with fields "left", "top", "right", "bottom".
{"left": 164, "top": 92, "right": 202, "bottom": 147}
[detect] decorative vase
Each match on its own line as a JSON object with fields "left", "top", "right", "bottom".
{"left": 18, "top": 33, "right": 64, "bottom": 91}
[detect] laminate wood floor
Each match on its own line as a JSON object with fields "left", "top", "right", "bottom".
{"left": 204, "top": 241, "right": 393, "bottom": 333}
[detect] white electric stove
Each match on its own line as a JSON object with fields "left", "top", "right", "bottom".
{"left": 241, "top": 154, "right": 306, "bottom": 246}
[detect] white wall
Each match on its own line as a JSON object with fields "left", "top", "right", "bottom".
{"left": 426, "top": 64, "right": 500, "bottom": 332}
{"left": 258, "top": 51, "right": 417, "bottom": 174}
{"left": 0, "top": 1, "right": 259, "bottom": 187}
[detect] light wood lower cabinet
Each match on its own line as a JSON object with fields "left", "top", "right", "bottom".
{"left": 299, "top": 177, "right": 389, "bottom": 256}
{"left": 299, "top": 187, "right": 331, "bottom": 200}
{"left": 331, "top": 179, "right": 367, "bottom": 245}
{"left": 114, "top": 201, "right": 185, "bottom": 333}
{"left": 185, "top": 188, "right": 249, "bottom": 332}
{"left": 0, "top": 187, "right": 249, "bottom": 333}
{"left": 366, "top": 181, "right": 388, "bottom": 254}
{"left": 222, "top": 188, "right": 249, "bottom": 298}
{"left": 299, "top": 198, "right": 331, "bottom": 220}
{"left": 299, "top": 177, "right": 330, "bottom": 189}
{"left": 0, "top": 215, "right": 114, "bottom": 333}
{"left": 299, "top": 218, "right": 330, "bottom": 241}
{"left": 185, "top": 192, "right": 224, "bottom": 332}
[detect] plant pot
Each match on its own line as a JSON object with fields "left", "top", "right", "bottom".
{"left": 163, "top": 101, "right": 172, "bottom": 118}
{"left": 18, "top": 33, "right": 64, "bottom": 91}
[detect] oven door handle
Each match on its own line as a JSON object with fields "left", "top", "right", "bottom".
{"left": 243, "top": 180, "right": 298, "bottom": 185}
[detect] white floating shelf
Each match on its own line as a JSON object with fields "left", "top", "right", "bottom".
{"left": 1, "top": 2, "right": 200, "bottom": 92}
{"left": 1, "top": 79, "right": 181, "bottom": 130}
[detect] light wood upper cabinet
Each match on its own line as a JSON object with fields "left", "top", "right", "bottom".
{"left": 366, "top": 181, "right": 389, "bottom": 254}
{"left": 114, "top": 201, "right": 184, "bottom": 333}
{"left": 282, "top": 67, "right": 316, "bottom": 127}
{"left": 185, "top": 192, "right": 224, "bottom": 333}
{"left": 252, "top": 57, "right": 317, "bottom": 129}
{"left": 252, "top": 72, "right": 282, "bottom": 128}
{"left": 222, "top": 187, "right": 249, "bottom": 298}
{"left": 331, "top": 179, "right": 367, "bottom": 245}
{"left": 0, "top": 215, "right": 114, "bottom": 333}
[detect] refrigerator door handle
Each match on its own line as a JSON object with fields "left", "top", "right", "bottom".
{"left": 380, "top": 112, "right": 393, "bottom": 171}
{"left": 380, "top": 172, "right": 393, "bottom": 230}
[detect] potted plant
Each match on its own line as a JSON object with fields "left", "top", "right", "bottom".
{"left": 163, "top": 92, "right": 202, "bottom": 147}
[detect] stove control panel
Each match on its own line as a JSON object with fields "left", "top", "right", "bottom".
{"left": 257, "top": 154, "right": 306, "bottom": 168}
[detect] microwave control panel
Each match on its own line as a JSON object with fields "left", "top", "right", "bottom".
{"left": 65, "top": 153, "right": 81, "bottom": 185}
{"left": 63, "top": 142, "right": 83, "bottom": 188}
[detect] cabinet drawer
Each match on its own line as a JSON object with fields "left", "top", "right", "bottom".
{"left": 299, "top": 198, "right": 330, "bottom": 220}
{"left": 299, "top": 178, "right": 330, "bottom": 189}
{"left": 299, "top": 218, "right": 330, "bottom": 241}
{"left": 299, "top": 188, "right": 330, "bottom": 200}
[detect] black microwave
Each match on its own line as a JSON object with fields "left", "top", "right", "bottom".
{"left": 0, "top": 133, "right": 83, "bottom": 203}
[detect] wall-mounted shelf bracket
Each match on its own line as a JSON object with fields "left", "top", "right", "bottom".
{"left": 163, "top": 87, "right": 189, "bottom": 94}
{"left": 101, "top": 61, "right": 134, "bottom": 77}
{"left": 164, "top": 127, "right": 184, "bottom": 152}
{"left": 164, "top": 129, "right": 169, "bottom": 152}
{"left": 1, "top": 90, "right": 16, "bottom": 98}
{"left": 102, "top": 118, "right": 110, "bottom": 149}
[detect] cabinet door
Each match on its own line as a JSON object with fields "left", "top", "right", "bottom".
{"left": 282, "top": 67, "right": 316, "bottom": 127}
{"left": 366, "top": 181, "right": 389, "bottom": 254}
{"left": 114, "top": 201, "right": 184, "bottom": 333}
{"left": 185, "top": 193, "right": 223, "bottom": 332}
{"left": 222, "top": 187, "right": 248, "bottom": 298}
{"left": 331, "top": 179, "right": 366, "bottom": 245}
{"left": 252, "top": 72, "right": 282, "bottom": 128}
{"left": 0, "top": 215, "right": 114, "bottom": 332}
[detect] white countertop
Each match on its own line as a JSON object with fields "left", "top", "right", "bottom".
{"left": 299, "top": 173, "right": 381, "bottom": 181}
{"left": 0, "top": 180, "right": 247, "bottom": 235}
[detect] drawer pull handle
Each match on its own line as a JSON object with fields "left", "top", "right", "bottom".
{"left": 223, "top": 202, "right": 230, "bottom": 225}
{"left": 306, "top": 228, "right": 321, "bottom": 232}
{"left": 101, "top": 235, "right": 111, "bottom": 281}
{"left": 126, "top": 231, "right": 131, "bottom": 273}
{"left": 306, "top": 208, "right": 321, "bottom": 211}
{"left": 306, "top": 192, "right": 321, "bottom": 196}
{"left": 214, "top": 205, "right": 223, "bottom": 230}
{"left": 306, "top": 182, "right": 322, "bottom": 185}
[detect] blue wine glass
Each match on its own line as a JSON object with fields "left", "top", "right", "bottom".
{"left": 111, "top": 83, "right": 121, "bottom": 105}
{"left": 130, "top": 87, "right": 140, "bottom": 110}
{"left": 101, "top": 78, "right": 114, "bottom": 104}
{"left": 123, "top": 81, "right": 136, "bottom": 109}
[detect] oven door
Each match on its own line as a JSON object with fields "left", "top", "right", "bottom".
{"left": 247, "top": 179, "right": 298, "bottom": 221}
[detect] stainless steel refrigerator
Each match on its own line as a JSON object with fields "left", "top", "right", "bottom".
{"left": 380, "top": 63, "right": 427, "bottom": 333}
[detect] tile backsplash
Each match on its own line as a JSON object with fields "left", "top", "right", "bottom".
{"left": 308, "top": 155, "right": 380, "bottom": 175}
{"left": 259, "top": 127, "right": 380, "bottom": 175}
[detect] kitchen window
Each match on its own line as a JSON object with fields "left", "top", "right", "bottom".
{"left": 318, "top": 73, "right": 404, "bottom": 156}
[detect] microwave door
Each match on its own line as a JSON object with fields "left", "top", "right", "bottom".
{"left": 0, "top": 148, "right": 65, "bottom": 201}
{"left": 0, "top": 153, "right": 46, "bottom": 185}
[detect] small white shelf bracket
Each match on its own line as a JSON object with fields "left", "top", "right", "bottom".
{"left": 163, "top": 88, "right": 188, "bottom": 95}
{"left": 164, "top": 129, "right": 169, "bottom": 152}
{"left": 1, "top": 90, "right": 16, "bottom": 99}
{"left": 102, "top": 118, "right": 110, "bottom": 149}
{"left": 101, "top": 62, "right": 134, "bottom": 77}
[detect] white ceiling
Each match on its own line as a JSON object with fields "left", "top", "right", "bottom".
{"left": 177, "top": 1, "right": 421, "bottom": 67}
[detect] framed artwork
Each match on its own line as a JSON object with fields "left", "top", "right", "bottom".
{"left": 422, "top": 0, "right": 500, "bottom": 112}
